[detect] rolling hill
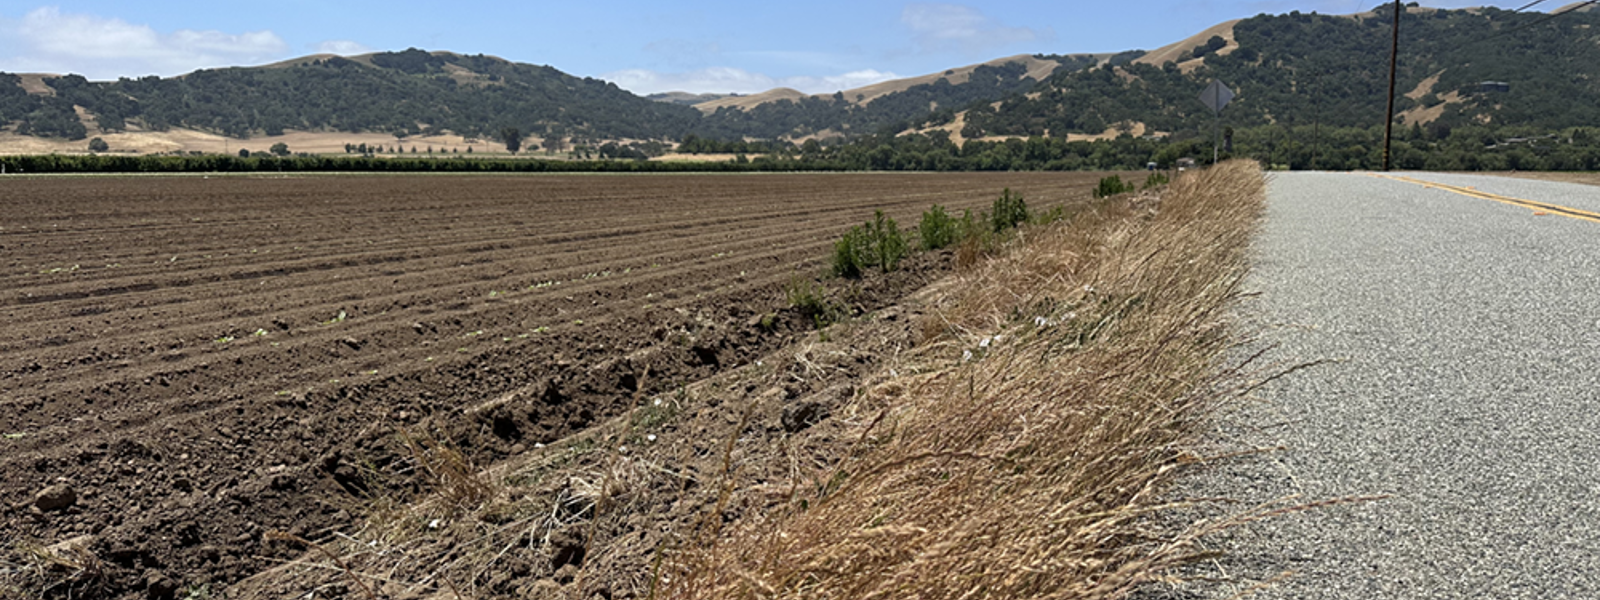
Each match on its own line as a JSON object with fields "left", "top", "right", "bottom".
{"left": 0, "top": 50, "right": 1126, "bottom": 150}
{"left": 0, "top": 49, "right": 705, "bottom": 144}
{"left": 3, "top": 5, "right": 1599, "bottom": 157}
{"left": 683, "top": 52, "right": 1139, "bottom": 141}
{"left": 940, "top": 5, "right": 1600, "bottom": 141}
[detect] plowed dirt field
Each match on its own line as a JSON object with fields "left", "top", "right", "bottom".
{"left": 0, "top": 172, "right": 1103, "bottom": 597}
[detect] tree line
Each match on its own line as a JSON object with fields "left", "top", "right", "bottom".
{"left": 12, "top": 121, "right": 1595, "bottom": 173}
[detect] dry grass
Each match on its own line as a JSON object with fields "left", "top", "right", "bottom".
{"left": 658, "top": 161, "right": 1266, "bottom": 599}
{"left": 1491, "top": 171, "right": 1600, "bottom": 187}
{"left": 3, "top": 537, "right": 106, "bottom": 599}
{"left": 215, "top": 164, "right": 1268, "bottom": 599}
{"left": 1134, "top": 20, "right": 1241, "bottom": 69}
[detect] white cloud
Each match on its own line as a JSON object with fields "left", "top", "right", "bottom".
{"left": 0, "top": 7, "right": 288, "bottom": 78}
{"left": 314, "top": 40, "right": 373, "bottom": 56}
{"left": 600, "top": 66, "right": 899, "bottom": 96}
{"left": 642, "top": 39, "right": 722, "bottom": 68}
{"left": 901, "top": 3, "right": 1051, "bottom": 54}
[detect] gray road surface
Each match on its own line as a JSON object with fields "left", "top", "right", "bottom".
{"left": 1191, "top": 172, "right": 1600, "bottom": 599}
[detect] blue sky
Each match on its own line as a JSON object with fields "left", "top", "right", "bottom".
{"left": 0, "top": 1, "right": 1531, "bottom": 94}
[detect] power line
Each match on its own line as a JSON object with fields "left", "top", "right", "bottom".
{"left": 1480, "top": 0, "right": 1599, "bottom": 44}
{"left": 1510, "top": 0, "right": 1552, "bottom": 13}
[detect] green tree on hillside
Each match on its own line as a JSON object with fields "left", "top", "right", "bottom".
{"left": 1193, "top": 35, "right": 1227, "bottom": 58}
{"left": 543, "top": 134, "right": 566, "bottom": 155}
{"left": 269, "top": 142, "right": 290, "bottom": 156}
{"left": 88, "top": 137, "right": 108, "bottom": 152}
{"left": 501, "top": 127, "right": 522, "bottom": 154}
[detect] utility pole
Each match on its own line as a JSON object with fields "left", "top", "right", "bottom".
{"left": 1199, "top": 80, "right": 1235, "bottom": 166}
{"left": 1312, "top": 80, "right": 1321, "bottom": 170}
{"left": 1382, "top": 0, "right": 1401, "bottom": 171}
{"left": 1214, "top": 114, "right": 1220, "bottom": 165}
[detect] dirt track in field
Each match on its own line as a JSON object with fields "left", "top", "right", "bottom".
{"left": 0, "top": 173, "right": 1101, "bottom": 597}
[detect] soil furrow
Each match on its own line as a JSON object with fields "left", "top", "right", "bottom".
{"left": 0, "top": 173, "right": 1102, "bottom": 600}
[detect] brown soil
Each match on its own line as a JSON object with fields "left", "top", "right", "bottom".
{"left": 0, "top": 172, "right": 1105, "bottom": 599}
{"left": 231, "top": 269, "right": 949, "bottom": 600}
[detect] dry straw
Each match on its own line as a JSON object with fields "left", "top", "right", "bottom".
{"left": 660, "top": 161, "right": 1267, "bottom": 599}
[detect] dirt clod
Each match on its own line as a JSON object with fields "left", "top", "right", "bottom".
{"left": 781, "top": 401, "right": 830, "bottom": 433}
{"left": 549, "top": 528, "right": 587, "bottom": 570}
{"left": 33, "top": 483, "right": 76, "bottom": 512}
{"left": 144, "top": 569, "right": 176, "bottom": 600}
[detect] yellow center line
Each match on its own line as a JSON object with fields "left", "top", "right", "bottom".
{"left": 1368, "top": 173, "right": 1600, "bottom": 224}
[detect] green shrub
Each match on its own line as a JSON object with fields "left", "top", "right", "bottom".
{"left": 919, "top": 204, "right": 958, "bottom": 250}
{"left": 1093, "top": 175, "right": 1133, "bottom": 198}
{"left": 957, "top": 207, "right": 992, "bottom": 246}
{"left": 957, "top": 208, "right": 980, "bottom": 239}
{"left": 832, "top": 210, "right": 908, "bottom": 278}
{"left": 990, "top": 188, "right": 1030, "bottom": 233}
{"left": 833, "top": 229, "right": 861, "bottom": 278}
{"left": 867, "top": 210, "right": 908, "bottom": 274}
{"left": 785, "top": 275, "right": 836, "bottom": 328}
{"left": 832, "top": 225, "right": 870, "bottom": 278}
{"left": 1142, "top": 172, "right": 1169, "bottom": 189}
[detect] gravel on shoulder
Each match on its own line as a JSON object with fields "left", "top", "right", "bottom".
{"left": 1176, "top": 172, "right": 1600, "bottom": 599}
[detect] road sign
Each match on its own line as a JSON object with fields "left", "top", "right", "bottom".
{"left": 1200, "top": 80, "right": 1234, "bottom": 114}
{"left": 1200, "top": 80, "right": 1234, "bottom": 165}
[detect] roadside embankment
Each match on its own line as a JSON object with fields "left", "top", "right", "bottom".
{"left": 665, "top": 161, "right": 1265, "bottom": 599}
{"left": 212, "top": 163, "right": 1265, "bottom": 600}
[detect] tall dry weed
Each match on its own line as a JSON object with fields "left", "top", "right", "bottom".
{"left": 660, "top": 161, "right": 1266, "bottom": 599}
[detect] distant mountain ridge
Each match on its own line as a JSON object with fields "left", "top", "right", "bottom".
{"left": 0, "top": 49, "right": 1117, "bottom": 146}
{"left": 683, "top": 54, "right": 1093, "bottom": 114}
{"left": 645, "top": 91, "right": 732, "bottom": 106}
{"left": 939, "top": 6, "right": 1600, "bottom": 142}
{"left": 0, "top": 49, "right": 704, "bottom": 142}
{"left": 682, "top": 52, "right": 1143, "bottom": 141}
{"left": 3, "top": 6, "right": 1598, "bottom": 152}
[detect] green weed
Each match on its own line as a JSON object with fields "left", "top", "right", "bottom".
{"left": 632, "top": 396, "right": 680, "bottom": 430}
{"left": 832, "top": 210, "right": 908, "bottom": 278}
{"left": 786, "top": 275, "right": 838, "bottom": 328}
{"left": 990, "top": 188, "right": 1030, "bottom": 233}
{"left": 919, "top": 204, "right": 958, "bottom": 250}
{"left": 1093, "top": 175, "right": 1134, "bottom": 198}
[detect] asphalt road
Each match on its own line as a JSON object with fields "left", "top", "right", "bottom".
{"left": 1191, "top": 172, "right": 1600, "bottom": 599}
